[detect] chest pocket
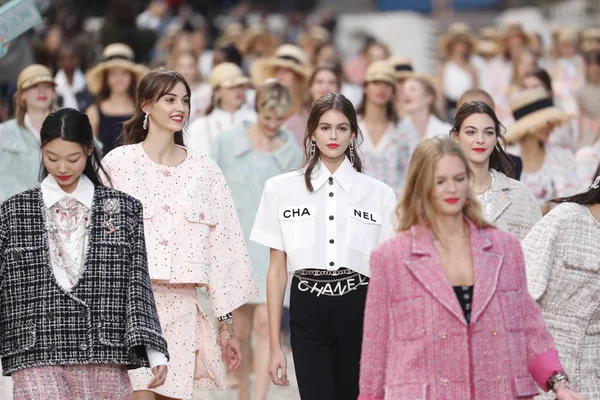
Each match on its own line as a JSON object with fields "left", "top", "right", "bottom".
{"left": 346, "top": 207, "right": 382, "bottom": 254}
{"left": 279, "top": 205, "right": 316, "bottom": 250}
{"left": 180, "top": 202, "right": 215, "bottom": 264}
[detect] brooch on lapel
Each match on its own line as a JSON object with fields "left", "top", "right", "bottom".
{"left": 102, "top": 198, "right": 121, "bottom": 234}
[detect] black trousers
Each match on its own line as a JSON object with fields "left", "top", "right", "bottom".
{"left": 289, "top": 271, "right": 368, "bottom": 400}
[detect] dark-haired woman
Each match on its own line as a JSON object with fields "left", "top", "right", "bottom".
{"left": 0, "top": 108, "right": 168, "bottom": 399}
{"left": 102, "top": 69, "right": 258, "bottom": 400}
{"left": 452, "top": 101, "right": 542, "bottom": 239}
{"left": 250, "top": 93, "right": 397, "bottom": 399}
{"left": 356, "top": 60, "right": 418, "bottom": 195}
{"left": 85, "top": 43, "right": 148, "bottom": 156}
{"left": 522, "top": 177, "right": 600, "bottom": 399}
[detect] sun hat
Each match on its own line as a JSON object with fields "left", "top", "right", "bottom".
{"left": 387, "top": 56, "right": 414, "bottom": 80}
{"left": 479, "top": 26, "right": 500, "bottom": 41}
{"left": 85, "top": 43, "right": 149, "bottom": 96}
{"left": 240, "top": 24, "right": 278, "bottom": 55}
{"left": 17, "top": 64, "right": 56, "bottom": 92}
{"left": 209, "top": 62, "right": 250, "bottom": 90}
{"left": 505, "top": 87, "right": 569, "bottom": 144}
{"left": 437, "top": 22, "right": 476, "bottom": 57}
{"left": 250, "top": 44, "right": 313, "bottom": 85}
{"left": 554, "top": 27, "right": 579, "bottom": 45}
{"left": 363, "top": 60, "right": 397, "bottom": 86}
{"left": 475, "top": 40, "right": 500, "bottom": 57}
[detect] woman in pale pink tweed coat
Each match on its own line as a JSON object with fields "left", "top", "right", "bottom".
{"left": 359, "top": 137, "right": 584, "bottom": 400}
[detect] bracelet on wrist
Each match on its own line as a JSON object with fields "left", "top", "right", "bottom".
{"left": 217, "top": 312, "right": 233, "bottom": 322}
{"left": 217, "top": 317, "right": 234, "bottom": 340}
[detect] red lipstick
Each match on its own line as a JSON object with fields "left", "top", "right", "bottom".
{"left": 38, "top": 96, "right": 47, "bottom": 101}
{"left": 444, "top": 198, "right": 459, "bottom": 204}
{"left": 57, "top": 175, "right": 71, "bottom": 181}
{"left": 327, "top": 144, "right": 339, "bottom": 149}
{"left": 473, "top": 148, "right": 486, "bottom": 153}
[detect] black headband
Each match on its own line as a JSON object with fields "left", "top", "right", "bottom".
{"left": 394, "top": 64, "right": 413, "bottom": 72}
{"left": 512, "top": 98, "right": 554, "bottom": 120}
{"left": 277, "top": 55, "right": 301, "bottom": 65}
{"left": 102, "top": 54, "right": 132, "bottom": 62}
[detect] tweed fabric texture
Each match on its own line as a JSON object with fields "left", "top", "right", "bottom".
{"left": 12, "top": 364, "right": 133, "bottom": 400}
{"left": 0, "top": 186, "right": 168, "bottom": 375}
{"left": 359, "top": 219, "right": 560, "bottom": 400}
{"left": 523, "top": 203, "right": 600, "bottom": 399}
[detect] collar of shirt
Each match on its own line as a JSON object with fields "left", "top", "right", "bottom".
{"left": 41, "top": 174, "right": 95, "bottom": 209}
{"left": 310, "top": 157, "right": 357, "bottom": 194}
{"left": 54, "top": 68, "right": 87, "bottom": 93}
{"left": 233, "top": 122, "right": 299, "bottom": 169}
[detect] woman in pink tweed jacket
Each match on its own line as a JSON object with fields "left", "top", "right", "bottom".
{"left": 359, "top": 137, "right": 585, "bottom": 400}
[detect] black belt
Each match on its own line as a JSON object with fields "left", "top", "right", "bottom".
{"left": 293, "top": 269, "right": 369, "bottom": 297}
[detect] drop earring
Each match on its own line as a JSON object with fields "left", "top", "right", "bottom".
{"left": 349, "top": 140, "right": 355, "bottom": 165}
{"left": 143, "top": 112, "right": 149, "bottom": 130}
{"left": 310, "top": 139, "right": 316, "bottom": 157}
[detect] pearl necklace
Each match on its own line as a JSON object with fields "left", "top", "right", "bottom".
{"left": 476, "top": 171, "right": 494, "bottom": 195}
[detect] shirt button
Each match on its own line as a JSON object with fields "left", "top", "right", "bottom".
{"left": 438, "top": 332, "right": 447, "bottom": 339}
{"left": 79, "top": 309, "right": 87, "bottom": 318}
{"left": 440, "top": 378, "right": 448, "bottom": 387}
{"left": 329, "top": 239, "right": 334, "bottom": 244}
{"left": 329, "top": 262, "right": 334, "bottom": 267}
{"left": 329, "top": 216, "right": 334, "bottom": 221}
{"left": 329, "top": 192, "right": 334, "bottom": 197}
{"left": 46, "top": 311, "right": 54, "bottom": 319}
{"left": 328, "top": 177, "right": 333, "bottom": 184}
{"left": 79, "top": 343, "right": 88, "bottom": 351}
{"left": 491, "top": 329, "right": 498, "bottom": 336}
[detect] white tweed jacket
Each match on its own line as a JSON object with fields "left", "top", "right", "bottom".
{"left": 478, "top": 169, "right": 542, "bottom": 240}
{"left": 522, "top": 203, "right": 600, "bottom": 400}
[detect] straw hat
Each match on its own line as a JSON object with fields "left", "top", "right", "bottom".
{"left": 501, "top": 23, "right": 534, "bottom": 46}
{"left": 437, "top": 22, "right": 475, "bottom": 57}
{"left": 387, "top": 56, "right": 414, "bottom": 80}
{"left": 86, "top": 43, "right": 149, "bottom": 96}
{"left": 215, "top": 23, "right": 245, "bottom": 48}
{"left": 582, "top": 27, "right": 600, "bottom": 42}
{"left": 251, "top": 44, "right": 313, "bottom": 85}
{"left": 479, "top": 26, "right": 500, "bottom": 41}
{"left": 17, "top": 64, "right": 56, "bottom": 92}
{"left": 505, "top": 88, "right": 568, "bottom": 144}
{"left": 363, "top": 60, "right": 396, "bottom": 86}
{"left": 554, "top": 27, "right": 579, "bottom": 45}
{"left": 240, "top": 24, "right": 278, "bottom": 55}
{"left": 209, "top": 62, "right": 250, "bottom": 90}
{"left": 475, "top": 40, "right": 500, "bottom": 57}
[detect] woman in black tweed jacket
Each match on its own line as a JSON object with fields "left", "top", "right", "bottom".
{"left": 0, "top": 108, "right": 168, "bottom": 399}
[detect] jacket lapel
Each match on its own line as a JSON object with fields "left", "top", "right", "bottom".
{"left": 404, "top": 226, "right": 467, "bottom": 325}
{"left": 469, "top": 222, "right": 504, "bottom": 325}
{"left": 485, "top": 171, "right": 512, "bottom": 223}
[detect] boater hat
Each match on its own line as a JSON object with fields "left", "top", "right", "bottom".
{"left": 86, "top": 43, "right": 149, "bottom": 96}
{"left": 363, "top": 60, "right": 396, "bottom": 86}
{"left": 437, "top": 22, "right": 476, "bottom": 57}
{"left": 505, "top": 88, "right": 568, "bottom": 144}
{"left": 208, "top": 62, "right": 250, "bottom": 90}
{"left": 251, "top": 44, "right": 313, "bottom": 85}
{"left": 17, "top": 64, "right": 56, "bottom": 91}
{"left": 387, "top": 56, "right": 414, "bottom": 80}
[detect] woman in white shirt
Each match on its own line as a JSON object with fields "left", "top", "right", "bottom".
{"left": 250, "top": 93, "right": 396, "bottom": 399}
{"left": 403, "top": 74, "right": 453, "bottom": 140}
{"left": 356, "top": 60, "right": 418, "bottom": 195}
{"left": 186, "top": 62, "right": 256, "bottom": 154}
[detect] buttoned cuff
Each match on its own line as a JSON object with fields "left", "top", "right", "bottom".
{"left": 146, "top": 347, "right": 168, "bottom": 369}
{"left": 528, "top": 349, "right": 562, "bottom": 391}
{"left": 249, "top": 229, "right": 284, "bottom": 251}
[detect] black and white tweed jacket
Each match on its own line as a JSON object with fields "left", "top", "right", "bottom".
{"left": 0, "top": 185, "right": 169, "bottom": 375}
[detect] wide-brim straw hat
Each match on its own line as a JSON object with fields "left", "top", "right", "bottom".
{"left": 86, "top": 43, "right": 149, "bottom": 96}
{"left": 501, "top": 23, "right": 535, "bottom": 46}
{"left": 582, "top": 27, "right": 600, "bottom": 42}
{"left": 437, "top": 22, "right": 476, "bottom": 57}
{"left": 554, "top": 27, "right": 579, "bottom": 45}
{"left": 17, "top": 64, "right": 56, "bottom": 92}
{"left": 475, "top": 40, "right": 500, "bottom": 57}
{"left": 505, "top": 87, "right": 569, "bottom": 144}
{"left": 209, "top": 62, "right": 250, "bottom": 89}
{"left": 215, "top": 22, "right": 245, "bottom": 48}
{"left": 479, "top": 26, "right": 500, "bottom": 41}
{"left": 251, "top": 44, "right": 313, "bottom": 85}
{"left": 240, "top": 24, "right": 278, "bottom": 54}
{"left": 363, "top": 60, "right": 397, "bottom": 86}
{"left": 387, "top": 56, "right": 414, "bottom": 80}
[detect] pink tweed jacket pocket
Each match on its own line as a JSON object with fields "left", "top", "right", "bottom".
{"left": 358, "top": 220, "right": 561, "bottom": 400}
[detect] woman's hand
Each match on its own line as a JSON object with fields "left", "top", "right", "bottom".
{"left": 555, "top": 388, "right": 587, "bottom": 400}
{"left": 147, "top": 365, "right": 168, "bottom": 388}
{"left": 219, "top": 331, "right": 242, "bottom": 371}
{"left": 268, "top": 347, "right": 289, "bottom": 386}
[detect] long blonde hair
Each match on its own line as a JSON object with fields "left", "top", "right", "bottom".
{"left": 396, "top": 136, "right": 491, "bottom": 237}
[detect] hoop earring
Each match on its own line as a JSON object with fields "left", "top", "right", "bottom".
{"left": 310, "top": 139, "right": 316, "bottom": 158}
{"left": 349, "top": 140, "right": 355, "bottom": 165}
{"left": 143, "top": 112, "right": 149, "bottom": 130}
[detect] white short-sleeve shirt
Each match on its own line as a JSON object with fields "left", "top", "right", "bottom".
{"left": 250, "top": 157, "right": 397, "bottom": 277}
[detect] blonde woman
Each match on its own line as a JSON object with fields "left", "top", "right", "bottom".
{"left": 211, "top": 80, "right": 302, "bottom": 400}
{"left": 0, "top": 65, "right": 56, "bottom": 201}
{"left": 186, "top": 62, "right": 256, "bottom": 154}
{"left": 403, "top": 74, "right": 452, "bottom": 140}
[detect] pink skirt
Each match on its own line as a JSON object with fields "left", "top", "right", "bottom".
{"left": 12, "top": 364, "right": 132, "bottom": 400}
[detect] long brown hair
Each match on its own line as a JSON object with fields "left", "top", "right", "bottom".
{"left": 451, "top": 101, "right": 516, "bottom": 178}
{"left": 396, "top": 136, "right": 492, "bottom": 237}
{"left": 122, "top": 68, "right": 191, "bottom": 146}
{"left": 96, "top": 69, "right": 137, "bottom": 102}
{"left": 302, "top": 93, "right": 364, "bottom": 192}
{"left": 355, "top": 82, "right": 398, "bottom": 124}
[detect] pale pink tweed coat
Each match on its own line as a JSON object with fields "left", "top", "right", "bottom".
{"left": 359, "top": 219, "right": 562, "bottom": 400}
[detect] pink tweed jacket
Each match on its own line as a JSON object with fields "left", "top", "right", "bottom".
{"left": 359, "top": 219, "right": 562, "bottom": 400}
